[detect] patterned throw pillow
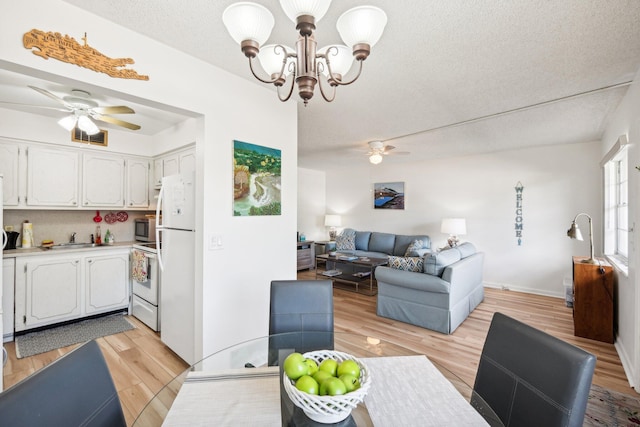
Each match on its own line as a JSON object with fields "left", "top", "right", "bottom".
{"left": 336, "top": 233, "right": 355, "bottom": 250}
{"left": 404, "top": 239, "right": 424, "bottom": 257}
{"left": 388, "top": 256, "right": 424, "bottom": 272}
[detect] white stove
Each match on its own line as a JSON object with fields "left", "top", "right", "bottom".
{"left": 132, "top": 241, "right": 160, "bottom": 331}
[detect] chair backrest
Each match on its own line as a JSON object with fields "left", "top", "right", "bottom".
{"left": 269, "top": 280, "right": 334, "bottom": 363}
{"left": 0, "top": 340, "right": 126, "bottom": 427}
{"left": 472, "top": 312, "right": 596, "bottom": 427}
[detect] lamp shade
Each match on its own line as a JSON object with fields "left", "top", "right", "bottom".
{"left": 222, "top": 2, "right": 275, "bottom": 45}
{"left": 317, "top": 45, "right": 354, "bottom": 76}
{"left": 258, "top": 44, "right": 295, "bottom": 76}
{"left": 279, "top": 0, "right": 332, "bottom": 23}
{"left": 369, "top": 153, "right": 383, "bottom": 164}
{"left": 441, "top": 218, "right": 467, "bottom": 235}
{"left": 324, "top": 214, "right": 342, "bottom": 227}
{"left": 77, "top": 115, "right": 100, "bottom": 135}
{"left": 567, "top": 222, "right": 584, "bottom": 241}
{"left": 58, "top": 115, "right": 77, "bottom": 132}
{"left": 336, "top": 6, "right": 387, "bottom": 48}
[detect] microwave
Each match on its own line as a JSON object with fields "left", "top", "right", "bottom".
{"left": 135, "top": 218, "right": 157, "bottom": 242}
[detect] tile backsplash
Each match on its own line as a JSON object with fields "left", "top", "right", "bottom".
{"left": 3, "top": 210, "right": 153, "bottom": 246}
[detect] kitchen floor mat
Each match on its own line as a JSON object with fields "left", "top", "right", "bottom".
{"left": 15, "top": 314, "right": 135, "bottom": 358}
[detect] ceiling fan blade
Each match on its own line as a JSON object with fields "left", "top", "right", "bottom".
{"left": 0, "top": 101, "right": 68, "bottom": 112}
{"left": 28, "top": 85, "right": 73, "bottom": 109}
{"left": 382, "top": 145, "right": 396, "bottom": 153}
{"left": 92, "top": 106, "right": 135, "bottom": 115}
{"left": 92, "top": 113, "right": 141, "bottom": 130}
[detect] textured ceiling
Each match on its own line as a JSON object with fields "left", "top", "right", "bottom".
{"left": 6, "top": 1, "right": 640, "bottom": 169}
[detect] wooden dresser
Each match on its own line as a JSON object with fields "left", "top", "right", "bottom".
{"left": 572, "top": 256, "right": 614, "bottom": 343}
{"left": 296, "top": 241, "right": 315, "bottom": 271}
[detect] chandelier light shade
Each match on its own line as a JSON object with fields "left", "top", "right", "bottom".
{"left": 567, "top": 213, "right": 597, "bottom": 264}
{"left": 222, "top": 1, "right": 387, "bottom": 105}
{"left": 58, "top": 113, "right": 100, "bottom": 135}
{"left": 57, "top": 115, "right": 78, "bottom": 131}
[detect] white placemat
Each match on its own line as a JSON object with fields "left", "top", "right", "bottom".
{"left": 362, "top": 356, "right": 489, "bottom": 426}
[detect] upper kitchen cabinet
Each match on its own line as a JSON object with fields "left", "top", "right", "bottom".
{"left": 82, "top": 153, "right": 125, "bottom": 207}
{"left": 127, "top": 158, "right": 150, "bottom": 208}
{"left": 153, "top": 145, "right": 195, "bottom": 189}
{"left": 0, "top": 141, "right": 20, "bottom": 206}
{"left": 27, "top": 146, "right": 80, "bottom": 207}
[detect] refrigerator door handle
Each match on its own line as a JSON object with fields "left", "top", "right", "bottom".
{"left": 156, "top": 184, "right": 165, "bottom": 271}
{"left": 1, "top": 229, "right": 6, "bottom": 250}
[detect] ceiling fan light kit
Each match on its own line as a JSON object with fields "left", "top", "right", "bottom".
{"left": 222, "top": 0, "right": 387, "bottom": 105}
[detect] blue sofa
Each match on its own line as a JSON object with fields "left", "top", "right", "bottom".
{"left": 375, "top": 242, "right": 484, "bottom": 334}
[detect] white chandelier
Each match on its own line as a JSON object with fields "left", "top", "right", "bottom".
{"left": 222, "top": 1, "right": 387, "bottom": 106}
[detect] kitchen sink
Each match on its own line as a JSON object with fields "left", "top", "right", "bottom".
{"left": 49, "top": 242, "right": 97, "bottom": 249}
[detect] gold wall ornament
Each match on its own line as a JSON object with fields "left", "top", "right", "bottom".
{"left": 22, "top": 29, "right": 149, "bottom": 81}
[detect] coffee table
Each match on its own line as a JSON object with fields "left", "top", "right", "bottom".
{"left": 315, "top": 253, "right": 388, "bottom": 296}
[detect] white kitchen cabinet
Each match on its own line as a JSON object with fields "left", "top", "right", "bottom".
{"left": 27, "top": 146, "right": 79, "bottom": 207}
{"left": 85, "top": 251, "right": 130, "bottom": 315}
{"left": 127, "top": 158, "right": 150, "bottom": 208}
{"left": 162, "top": 155, "right": 179, "bottom": 178}
{"left": 153, "top": 158, "right": 164, "bottom": 189}
{"left": 0, "top": 142, "right": 20, "bottom": 206}
{"left": 15, "top": 255, "right": 82, "bottom": 332}
{"left": 3, "top": 258, "right": 15, "bottom": 342}
{"left": 179, "top": 150, "right": 196, "bottom": 177}
{"left": 82, "top": 154, "right": 125, "bottom": 207}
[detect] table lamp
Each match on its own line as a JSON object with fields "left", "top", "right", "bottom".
{"left": 441, "top": 218, "right": 466, "bottom": 247}
{"left": 567, "top": 213, "right": 596, "bottom": 264}
{"left": 324, "top": 214, "right": 342, "bottom": 241}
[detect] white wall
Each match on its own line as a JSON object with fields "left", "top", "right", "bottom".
{"left": 600, "top": 67, "right": 640, "bottom": 389}
{"left": 316, "top": 141, "right": 602, "bottom": 298}
{"left": 1, "top": 0, "right": 298, "bottom": 362}
{"left": 297, "top": 168, "right": 327, "bottom": 242}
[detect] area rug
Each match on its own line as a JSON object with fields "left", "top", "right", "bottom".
{"left": 15, "top": 314, "right": 134, "bottom": 358}
{"left": 586, "top": 383, "right": 640, "bottom": 426}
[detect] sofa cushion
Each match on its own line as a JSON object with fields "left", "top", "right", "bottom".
{"left": 394, "top": 235, "right": 431, "bottom": 256}
{"left": 369, "top": 232, "right": 396, "bottom": 255}
{"left": 354, "top": 232, "right": 371, "bottom": 250}
{"left": 456, "top": 242, "right": 477, "bottom": 258}
{"left": 336, "top": 232, "right": 355, "bottom": 251}
{"left": 404, "top": 239, "right": 431, "bottom": 257}
{"left": 388, "top": 256, "right": 424, "bottom": 272}
{"left": 424, "top": 248, "right": 462, "bottom": 276}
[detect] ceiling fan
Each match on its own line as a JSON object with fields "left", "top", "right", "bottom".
{"left": 366, "top": 140, "right": 409, "bottom": 164}
{"left": 0, "top": 86, "right": 141, "bottom": 135}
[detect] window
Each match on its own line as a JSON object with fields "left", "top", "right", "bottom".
{"left": 603, "top": 136, "right": 629, "bottom": 266}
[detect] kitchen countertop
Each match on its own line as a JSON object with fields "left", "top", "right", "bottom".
{"left": 3, "top": 241, "right": 138, "bottom": 258}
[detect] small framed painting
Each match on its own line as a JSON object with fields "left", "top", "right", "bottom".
{"left": 72, "top": 127, "right": 108, "bottom": 146}
{"left": 374, "top": 182, "right": 405, "bottom": 209}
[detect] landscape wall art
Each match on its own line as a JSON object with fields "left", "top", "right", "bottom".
{"left": 374, "top": 182, "right": 405, "bottom": 209}
{"left": 233, "top": 140, "right": 282, "bottom": 216}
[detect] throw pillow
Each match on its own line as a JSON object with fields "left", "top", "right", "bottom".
{"left": 336, "top": 233, "right": 355, "bottom": 251}
{"left": 388, "top": 256, "right": 424, "bottom": 272}
{"left": 404, "top": 239, "right": 424, "bottom": 256}
{"left": 424, "top": 248, "right": 462, "bottom": 276}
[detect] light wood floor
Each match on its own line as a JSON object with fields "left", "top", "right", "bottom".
{"left": 3, "top": 271, "right": 636, "bottom": 426}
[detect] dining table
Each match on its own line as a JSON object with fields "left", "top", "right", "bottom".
{"left": 132, "top": 332, "right": 501, "bottom": 426}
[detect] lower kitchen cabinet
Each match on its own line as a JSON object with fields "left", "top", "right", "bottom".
{"left": 14, "top": 248, "right": 131, "bottom": 332}
{"left": 86, "top": 253, "right": 130, "bottom": 314}
{"left": 16, "top": 255, "right": 82, "bottom": 331}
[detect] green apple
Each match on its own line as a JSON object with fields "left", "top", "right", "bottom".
{"left": 304, "top": 358, "right": 319, "bottom": 376}
{"left": 337, "top": 360, "right": 360, "bottom": 379}
{"left": 312, "top": 370, "right": 333, "bottom": 385}
{"left": 318, "top": 358, "right": 338, "bottom": 377}
{"left": 339, "top": 374, "right": 361, "bottom": 392}
{"left": 283, "top": 352, "right": 308, "bottom": 380}
{"left": 295, "top": 375, "right": 319, "bottom": 395}
{"left": 320, "top": 376, "right": 347, "bottom": 396}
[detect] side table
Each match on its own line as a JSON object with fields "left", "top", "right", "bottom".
{"left": 296, "top": 241, "right": 315, "bottom": 271}
{"left": 572, "top": 256, "right": 614, "bottom": 343}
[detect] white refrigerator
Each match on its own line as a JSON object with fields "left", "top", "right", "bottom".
{"left": 156, "top": 173, "right": 196, "bottom": 364}
{"left": 1, "top": 175, "right": 5, "bottom": 388}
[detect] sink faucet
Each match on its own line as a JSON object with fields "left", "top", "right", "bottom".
{"left": 70, "top": 232, "right": 76, "bottom": 243}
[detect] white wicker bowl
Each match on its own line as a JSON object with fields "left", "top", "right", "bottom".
{"left": 283, "top": 350, "right": 371, "bottom": 424}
